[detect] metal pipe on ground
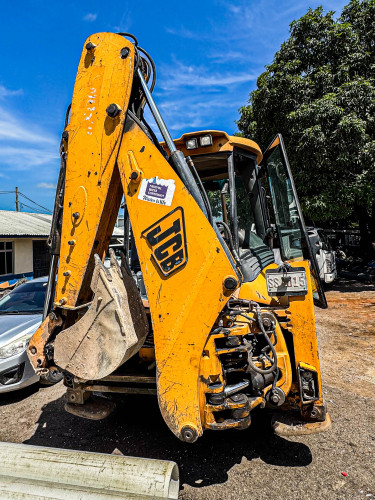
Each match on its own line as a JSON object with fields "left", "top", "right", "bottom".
{"left": 0, "top": 442, "right": 179, "bottom": 499}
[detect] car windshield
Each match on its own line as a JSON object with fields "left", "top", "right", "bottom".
{"left": 0, "top": 281, "right": 47, "bottom": 314}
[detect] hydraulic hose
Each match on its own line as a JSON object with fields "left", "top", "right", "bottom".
{"left": 216, "top": 220, "right": 241, "bottom": 265}
{"left": 247, "top": 307, "right": 278, "bottom": 375}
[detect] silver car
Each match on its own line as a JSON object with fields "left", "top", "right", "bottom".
{"left": 308, "top": 227, "right": 337, "bottom": 285}
{"left": 0, "top": 276, "right": 60, "bottom": 393}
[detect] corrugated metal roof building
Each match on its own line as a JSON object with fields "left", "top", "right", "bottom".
{"left": 0, "top": 211, "right": 52, "bottom": 282}
{"left": 0, "top": 211, "right": 52, "bottom": 238}
{"left": 0, "top": 210, "right": 124, "bottom": 283}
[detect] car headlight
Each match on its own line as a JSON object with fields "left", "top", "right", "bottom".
{"left": 325, "top": 258, "right": 333, "bottom": 273}
{"left": 0, "top": 333, "right": 32, "bottom": 359}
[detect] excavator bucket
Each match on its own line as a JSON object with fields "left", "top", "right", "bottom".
{"left": 54, "top": 250, "right": 148, "bottom": 380}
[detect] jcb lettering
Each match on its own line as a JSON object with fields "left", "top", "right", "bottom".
{"left": 154, "top": 233, "right": 182, "bottom": 261}
{"left": 160, "top": 249, "right": 184, "bottom": 273}
{"left": 142, "top": 207, "right": 188, "bottom": 276}
{"left": 147, "top": 218, "right": 181, "bottom": 246}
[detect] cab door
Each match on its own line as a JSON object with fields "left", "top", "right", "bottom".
{"left": 262, "top": 134, "right": 327, "bottom": 308}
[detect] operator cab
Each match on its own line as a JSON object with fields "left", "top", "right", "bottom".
{"left": 161, "top": 130, "right": 327, "bottom": 307}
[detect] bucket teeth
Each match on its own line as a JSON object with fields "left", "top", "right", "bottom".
{"left": 54, "top": 253, "right": 148, "bottom": 380}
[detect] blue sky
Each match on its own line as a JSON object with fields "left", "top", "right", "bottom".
{"left": 0, "top": 0, "right": 348, "bottom": 212}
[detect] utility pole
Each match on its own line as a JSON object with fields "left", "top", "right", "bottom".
{"left": 15, "top": 187, "right": 19, "bottom": 212}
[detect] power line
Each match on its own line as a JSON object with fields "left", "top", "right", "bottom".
{"left": 19, "top": 203, "right": 51, "bottom": 215}
{"left": 18, "top": 192, "right": 52, "bottom": 213}
{"left": 0, "top": 189, "right": 53, "bottom": 213}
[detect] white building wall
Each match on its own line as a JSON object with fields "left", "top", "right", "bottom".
{"left": 14, "top": 239, "right": 33, "bottom": 274}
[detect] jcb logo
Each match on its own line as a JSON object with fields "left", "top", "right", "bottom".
{"left": 142, "top": 207, "right": 188, "bottom": 276}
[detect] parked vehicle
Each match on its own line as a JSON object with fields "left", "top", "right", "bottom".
{"left": 0, "top": 278, "right": 28, "bottom": 300}
{"left": 308, "top": 228, "right": 337, "bottom": 285}
{"left": 0, "top": 276, "right": 61, "bottom": 393}
{"left": 29, "top": 32, "right": 330, "bottom": 444}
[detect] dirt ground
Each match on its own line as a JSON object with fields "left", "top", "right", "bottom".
{"left": 0, "top": 278, "right": 374, "bottom": 500}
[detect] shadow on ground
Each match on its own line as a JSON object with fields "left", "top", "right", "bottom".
{"left": 331, "top": 277, "right": 375, "bottom": 293}
{"left": 0, "top": 383, "right": 39, "bottom": 407}
{"left": 24, "top": 394, "right": 312, "bottom": 487}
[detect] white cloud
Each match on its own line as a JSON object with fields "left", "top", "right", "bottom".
{"left": 0, "top": 146, "right": 58, "bottom": 169}
{"left": 158, "top": 61, "right": 257, "bottom": 91}
{"left": 0, "top": 107, "right": 56, "bottom": 145}
{"left": 165, "top": 26, "right": 208, "bottom": 40}
{"left": 111, "top": 9, "right": 132, "bottom": 33}
{"left": 228, "top": 5, "right": 241, "bottom": 14}
{"left": 158, "top": 0, "right": 350, "bottom": 141}
{"left": 83, "top": 13, "right": 97, "bottom": 22}
{"left": 0, "top": 103, "right": 59, "bottom": 175}
{"left": 208, "top": 50, "right": 249, "bottom": 64}
{"left": 37, "top": 182, "right": 56, "bottom": 189}
{"left": 0, "top": 85, "right": 23, "bottom": 100}
{"left": 151, "top": 80, "right": 250, "bottom": 136}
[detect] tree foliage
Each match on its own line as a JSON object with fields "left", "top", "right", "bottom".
{"left": 237, "top": 0, "right": 375, "bottom": 254}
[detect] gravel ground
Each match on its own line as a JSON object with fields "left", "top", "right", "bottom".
{"left": 0, "top": 278, "right": 374, "bottom": 499}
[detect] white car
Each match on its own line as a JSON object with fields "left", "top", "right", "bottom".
{"left": 308, "top": 228, "right": 337, "bottom": 285}
{"left": 0, "top": 276, "right": 61, "bottom": 393}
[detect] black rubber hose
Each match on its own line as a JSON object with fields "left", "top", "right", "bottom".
{"left": 64, "top": 103, "right": 71, "bottom": 129}
{"left": 237, "top": 312, "right": 257, "bottom": 323}
{"left": 116, "top": 32, "right": 139, "bottom": 46}
{"left": 127, "top": 110, "right": 153, "bottom": 140}
{"left": 247, "top": 311, "right": 278, "bottom": 375}
{"left": 138, "top": 46, "right": 156, "bottom": 93}
{"left": 216, "top": 221, "right": 241, "bottom": 265}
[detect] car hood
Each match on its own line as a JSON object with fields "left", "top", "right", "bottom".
{"left": 0, "top": 314, "right": 42, "bottom": 347}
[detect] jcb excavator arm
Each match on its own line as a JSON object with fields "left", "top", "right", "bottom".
{"left": 28, "top": 32, "right": 330, "bottom": 442}
{"left": 28, "top": 32, "right": 239, "bottom": 441}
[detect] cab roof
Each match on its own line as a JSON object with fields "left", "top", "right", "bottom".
{"left": 160, "top": 130, "right": 263, "bottom": 164}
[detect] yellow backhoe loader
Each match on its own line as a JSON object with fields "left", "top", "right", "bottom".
{"left": 28, "top": 32, "right": 330, "bottom": 443}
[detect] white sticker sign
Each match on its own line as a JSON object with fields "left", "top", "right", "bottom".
{"left": 138, "top": 176, "right": 176, "bottom": 206}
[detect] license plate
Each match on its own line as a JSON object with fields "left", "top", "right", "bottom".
{"left": 265, "top": 268, "right": 307, "bottom": 296}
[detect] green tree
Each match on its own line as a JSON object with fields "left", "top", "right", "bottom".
{"left": 237, "top": 0, "right": 375, "bottom": 257}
